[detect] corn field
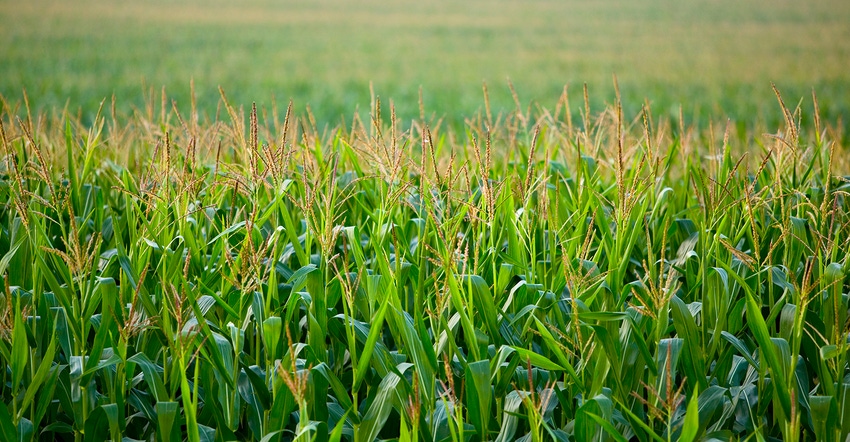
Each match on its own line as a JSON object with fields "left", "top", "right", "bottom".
{"left": 0, "top": 87, "right": 848, "bottom": 441}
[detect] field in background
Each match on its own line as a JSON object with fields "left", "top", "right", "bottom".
{"left": 2, "top": 0, "right": 850, "bottom": 125}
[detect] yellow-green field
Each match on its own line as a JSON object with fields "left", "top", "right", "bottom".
{"left": 2, "top": 0, "right": 849, "bottom": 124}
{"left": 2, "top": 1, "right": 850, "bottom": 440}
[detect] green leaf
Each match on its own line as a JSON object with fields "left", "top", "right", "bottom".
{"left": 808, "top": 395, "right": 834, "bottom": 441}
{"left": 679, "top": 391, "right": 700, "bottom": 442}
{"left": 352, "top": 287, "right": 392, "bottom": 392}
{"left": 128, "top": 353, "right": 167, "bottom": 402}
{"left": 84, "top": 404, "right": 121, "bottom": 442}
{"left": 389, "top": 306, "right": 435, "bottom": 405}
{"left": 358, "top": 371, "right": 403, "bottom": 442}
{"left": 10, "top": 305, "right": 27, "bottom": 393}
{"left": 583, "top": 412, "right": 628, "bottom": 442}
{"left": 329, "top": 408, "right": 350, "bottom": 442}
{"left": 287, "top": 264, "right": 319, "bottom": 293}
{"left": 198, "top": 425, "right": 216, "bottom": 442}
{"left": 720, "top": 331, "right": 759, "bottom": 369}
{"left": 655, "top": 338, "right": 683, "bottom": 401}
{"left": 0, "top": 228, "right": 26, "bottom": 277}
{"left": 0, "top": 402, "right": 17, "bottom": 442}
{"left": 509, "top": 345, "right": 565, "bottom": 371}
{"left": 575, "top": 394, "right": 613, "bottom": 442}
{"left": 312, "top": 364, "right": 356, "bottom": 422}
{"left": 84, "top": 278, "right": 118, "bottom": 378}
{"left": 263, "top": 316, "right": 283, "bottom": 361}
{"left": 242, "top": 365, "right": 272, "bottom": 415}
{"left": 156, "top": 401, "right": 180, "bottom": 442}
{"left": 461, "top": 274, "right": 501, "bottom": 343}
{"left": 495, "top": 391, "right": 528, "bottom": 442}
{"left": 18, "top": 330, "right": 57, "bottom": 418}
{"left": 206, "top": 220, "right": 247, "bottom": 246}
{"left": 839, "top": 383, "right": 850, "bottom": 441}
{"left": 16, "top": 417, "right": 34, "bottom": 442}
{"left": 532, "top": 317, "right": 581, "bottom": 384}
{"left": 670, "top": 296, "right": 707, "bottom": 391}
{"left": 744, "top": 285, "right": 792, "bottom": 419}
{"left": 615, "top": 396, "right": 665, "bottom": 442}
{"left": 33, "top": 365, "right": 61, "bottom": 430}
{"left": 465, "top": 360, "right": 491, "bottom": 438}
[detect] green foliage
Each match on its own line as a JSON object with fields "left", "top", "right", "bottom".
{"left": 0, "top": 86, "right": 848, "bottom": 442}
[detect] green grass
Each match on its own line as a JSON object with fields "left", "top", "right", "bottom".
{"left": 2, "top": 0, "right": 850, "bottom": 125}
{"left": 0, "top": 87, "right": 848, "bottom": 441}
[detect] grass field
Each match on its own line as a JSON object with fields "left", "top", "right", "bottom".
{"left": 2, "top": 0, "right": 850, "bottom": 124}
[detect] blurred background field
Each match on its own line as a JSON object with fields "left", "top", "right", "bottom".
{"left": 1, "top": 0, "right": 849, "bottom": 126}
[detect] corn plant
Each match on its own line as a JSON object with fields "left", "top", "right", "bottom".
{"left": 0, "top": 85, "right": 848, "bottom": 441}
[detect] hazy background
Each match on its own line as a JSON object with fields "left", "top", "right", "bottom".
{"left": 2, "top": 0, "right": 849, "bottom": 125}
